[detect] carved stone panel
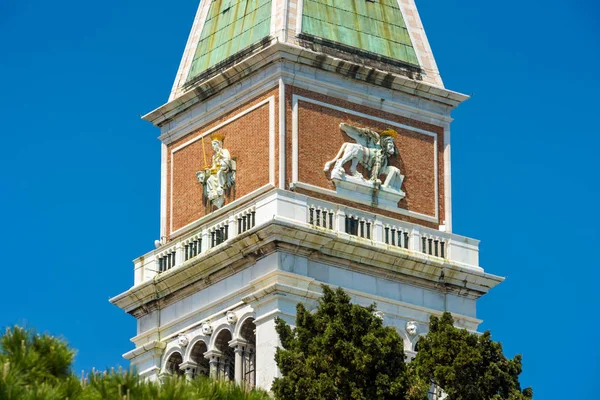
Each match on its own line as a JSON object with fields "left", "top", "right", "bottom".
{"left": 323, "top": 123, "right": 405, "bottom": 207}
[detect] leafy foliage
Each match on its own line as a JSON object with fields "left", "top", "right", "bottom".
{"left": 0, "top": 325, "right": 270, "bottom": 400}
{"left": 273, "top": 285, "right": 419, "bottom": 400}
{"left": 412, "top": 312, "right": 533, "bottom": 400}
{"left": 274, "top": 285, "right": 532, "bottom": 400}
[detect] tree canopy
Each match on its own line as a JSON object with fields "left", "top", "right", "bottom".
{"left": 412, "top": 313, "right": 533, "bottom": 400}
{"left": 273, "top": 285, "right": 420, "bottom": 400}
{"left": 0, "top": 326, "right": 270, "bottom": 400}
{"left": 274, "top": 285, "right": 532, "bottom": 400}
{"left": 1, "top": 287, "right": 532, "bottom": 400}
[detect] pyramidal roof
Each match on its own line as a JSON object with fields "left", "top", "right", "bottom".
{"left": 170, "top": 0, "right": 443, "bottom": 101}
{"left": 301, "top": 0, "right": 419, "bottom": 66}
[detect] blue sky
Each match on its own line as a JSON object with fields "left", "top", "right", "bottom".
{"left": 0, "top": 0, "right": 598, "bottom": 398}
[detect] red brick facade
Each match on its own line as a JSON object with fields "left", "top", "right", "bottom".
{"left": 165, "top": 85, "right": 445, "bottom": 237}
{"left": 167, "top": 89, "right": 278, "bottom": 235}
{"left": 285, "top": 86, "right": 445, "bottom": 227}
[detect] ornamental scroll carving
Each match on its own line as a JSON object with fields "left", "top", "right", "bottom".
{"left": 196, "top": 133, "right": 236, "bottom": 210}
{"left": 324, "top": 123, "right": 405, "bottom": 207}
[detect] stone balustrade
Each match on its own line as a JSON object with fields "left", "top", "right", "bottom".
{"left": 133, "top": 191, "right": 480, "bottom": 285}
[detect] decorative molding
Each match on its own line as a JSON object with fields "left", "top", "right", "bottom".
{"left": 160, "top": 79, "right": 279, "bottom": 144}
{"left": 291, "top": 94, "right": 439, "bottom": 222}
{"left": 138, "top": 301, "right": 247, "bottom": 346}
{"left": 201, "top": 321, "right": 213, "bottom": 336}
{"left": 113, "top": 203, "right": 496, "bottom": 318}
{"left": 278, "top": 78, "right": 286, "bottom": 189}
{"left": 443, "top": 123, "right": 452, "bottom": 232}
{"left": 161, "top": 143, "right": 168, "bottom": 238}
{"left": 170, "top": 97, "right": 274, "bottom": 154}
{"left": 177, "top": 334, "right": 189, "bottom": 348}
{"left": 406, "top": 320, "right": 418, "bottom": 336}
{"left": 146, "top": 44, "right": 468, "bottom": 127}
{"left": 270, "top": 91, "right": 276, "bottom": 186}
{"left": 226, "top": 311, "right": 238, "bottom": 325}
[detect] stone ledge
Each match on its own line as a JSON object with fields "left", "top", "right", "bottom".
{"left": 110, "top": 217, "right": 503, "bottom": 316}
{"left": 143, "top": 41, "right": 469, "bottom": 127}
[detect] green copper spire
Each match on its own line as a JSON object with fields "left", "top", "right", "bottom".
{"left": 187, "top": 0, "right": 272, "bottom": 82}
{"left": 302, "top": 0, "right": 419, "bottom": 67}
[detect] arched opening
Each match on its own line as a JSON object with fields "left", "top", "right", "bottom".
{"left": 164, "top": 351, "right": 184, "bottom": 376}
{"left": 190, "top": 340, "right": 210, "bottom": 378}
{"left": 238, "top": 318, "right": 256, "bottom": 388}
{"left": 214, "top": 329, "right": 234, "bottom": 381}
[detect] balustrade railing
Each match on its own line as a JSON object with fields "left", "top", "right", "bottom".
{"left": 236, "top": 207, "right": 256, "bottom": 234}
{"left": 307, "top": 199, "right": 455, "bottom": 262}
{"left": 384, "top": 224, "right": 410, "bottom": 249}
{"left": 210, "top": 222, "right": 229, "bottom": 248}
{"left": 157, "top": 248, "right": 177, "bottom": 273}
{"left": 134, "top": 192, "right": 480, "bottom": 285}
{"left": 184, "top": 234, "right": 202, "bottom": 262}
{"left": 345, "top": 214, "right": 373, "bottom": 239}
{"left": 421, "top": 233, "right": 446, "bottom": 259}
{"left": 308, "top": 205, "right": 335, "bottom": 230}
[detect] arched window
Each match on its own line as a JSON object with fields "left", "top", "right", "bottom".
{"left": 190, "top": 341, "right": 210, "bottom": 378}
{"left": 239, "top": 318, "right": 256, "bottom": 388}
{"left": 214, "top": 329, "right": 234, "bottom": 381}
{"left": 164, "top": 352, "right": 184, "bottom": 376}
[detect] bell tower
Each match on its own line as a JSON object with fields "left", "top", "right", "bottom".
{"left": 111, "top": 0, "right": 503, "bottom": 390}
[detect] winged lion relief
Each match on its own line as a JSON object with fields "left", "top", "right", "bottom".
{"left": 323, "top": 123, "right": 405, "bottom": 207}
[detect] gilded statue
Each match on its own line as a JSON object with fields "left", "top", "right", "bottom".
{"left": 196, "top": 132, "right": 236, "bottom": 209}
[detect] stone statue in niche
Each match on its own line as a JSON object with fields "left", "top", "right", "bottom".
{"left": 196, "top": 132, "right": 236, "bottom": 209}
{"left": 323, "top": 123, "right": 405, "bottom": 207}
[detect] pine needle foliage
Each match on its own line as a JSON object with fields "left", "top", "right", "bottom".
{"left": 0, "top": 325, "right": 270, "bottom": 400}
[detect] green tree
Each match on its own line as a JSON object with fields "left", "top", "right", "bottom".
{"left": 0, "top": 325, "right": 270, "bottom": 400}
{"left": 411, "top": 312, "right": 533, "bottom": 400}
{"left": 0, "top": 325, "right": 82, "bottom": 400}
{"left": 273, "top": 285, "right": 532, "bottom": 400}
{"left": 273, "top": 285, "right": 421, "bottom": 400}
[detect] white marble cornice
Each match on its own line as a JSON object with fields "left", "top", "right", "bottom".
{"left": 143, "top": 42, "right": 469, "bottom": 128}
{"left": 111, "top": 211, "right": 503, "bottom": 317}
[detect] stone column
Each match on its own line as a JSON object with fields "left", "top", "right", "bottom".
{"left": 219, "top": 357, "right": 229, "bottom": 380}
{"left": 234, "top": 347, "right": 243, "bottom": 384}
{"left": 179, "top": 361, "right": 197, "bottom": 381}
{"left": 204, "top": 350, "right": 223, "bottom": 379}
{"left": 229, "top": 339, "right": 249, "bottom": 385}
